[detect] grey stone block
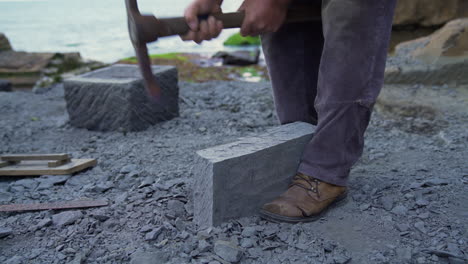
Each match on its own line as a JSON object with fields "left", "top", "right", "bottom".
{"left": 193, "top": 122, "right": 315, "bottom": 228}
{"left": 64, "top": 64, "right": 179, "bottom": 131}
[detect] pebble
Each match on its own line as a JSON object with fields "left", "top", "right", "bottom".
{"left": 359, "top": 203, "right": 371, "bottom": 211}
{"left": 0, "top": 227, "right": 13, "bottom": 238}
{"left": 10, "top": 179, "right": 38, "bottom": 190}
{"left": 198, "top": 239, "right": 211, "bottom": 252}
{"left": 416, "top": 256, "right": 426, "bottom": 263}
{"left": 262, "top": 225, "right": 279, "bottom": 236}
{"left": 36, "top": 218, "right": 53, "bottom": 229}
{"left": 27, "top": 249, "right": 42, "bottom": 260}
{"left": 5, "top": 256, "right": 24, "bottom": 264}
{"left": 70, "top": 252, "right": 86, "bottom": 264}
{"left": 241, "top": 226, "right": 258, "bottom": 237}
{"left": 174, "top": 218, "right": 186, "bottom": 230}
{"left": 63, "top": 247, "right": 77, "bottom": 254}
{"left": 120, "top": 164, "right": 137, "bottom": 174}
{"left": 276, "top": 231, "right": 289, "bottom": 242}
{"left": 422, "top": 178, "right": 449, "bottom": 187}
{"left": 418, "top": 212, "right": 430, "bottom": 219}
{"left": 197, "top": 229, "right": 213, "bottom": 240}
{"left": 0, "top": 192, "right": 13, "bottom": 203}
{"left": 91, "top": 213, "right": 110, "bottom": 222}
{"left": 139, "top": 225, "right": 153, "bottom": 233}
{"left": 396, "top": 223, "right": 410, "bottom": 232}
{"left": 448, "top": 257, "right": 466, "bottom": 264}
{"left": 214, "top": 240, "right": 243, "bottom": 263}
{"left": 395, "top": 247, "right": 412, "bottom": 261}
{"left": 52, "top": 211, "right": 83, "bottom": 227}
{"left": 381, "top": 196, "right": 394, "bottom": 211}
{"left": 86, "top": 182, "right": 113, "bottom": 193}
{"left": 36, "top": 175, "right": 71, "bottom": 190}
{"left": 130, "top": 251, "right": 170, "bottom": 264}
{"left": 391, "top": 205, "right": 408, "bottom": 215}
{"left": 414, "top": 221, "right": 427, "bottom": 234}
{"left": 415, "top": 198, "right": 430, "bottom": 206}
{"left": 167, "top": 200, "right": 186, "bottom": 217}
{"left": 333, "top": 255, "right": 352, "bottom": 264}
{"left": 138, "top": 177, "right": 155, "bottom": 188}
{"left": 145, "top": 227, "right": 163, "bottom": 241}
{"left": 447, "top": 242, "right": 463, "bottom": 256}
{"left": 240, "top": 238, "right": 256, "bottom": 248}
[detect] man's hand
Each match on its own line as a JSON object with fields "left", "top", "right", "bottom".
{"left": 181, "top": 0, "right": 224, "bottom": 44}
{"left": 239, "top": 0, "right": 291, "bottom": 37}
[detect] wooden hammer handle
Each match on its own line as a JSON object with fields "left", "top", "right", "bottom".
{"left": 157, "top": 5, "right": 321, "bottom": 38}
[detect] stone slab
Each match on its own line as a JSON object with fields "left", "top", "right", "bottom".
{"left": 64, "top": 64, "right": 179, "bottom": 131}
{"left": 193, "top": 122, "right": 315, "bottom": 228}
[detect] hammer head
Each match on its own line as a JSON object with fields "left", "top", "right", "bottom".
{"left": 125, "top": 0, "right": 162, "bottom": 99}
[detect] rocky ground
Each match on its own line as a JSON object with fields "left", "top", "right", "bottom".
{"left": 0, "top": 77, "right": 466, "bottom": 263}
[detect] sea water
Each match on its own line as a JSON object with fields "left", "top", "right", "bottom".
{"left": 0, "top": 0, "right": 245, "bottom": 62}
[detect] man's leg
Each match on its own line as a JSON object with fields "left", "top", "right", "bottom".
{"left": 261, "top": 19, "right": 324, "bottom": 125}
{"left": 260, "top": 0, "right": 396, "bottom": 222}
{"left": 297, "top": 0, "right": 397, "bottom": 186}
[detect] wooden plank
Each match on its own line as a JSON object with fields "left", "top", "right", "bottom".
{"left": 48, "top": 158, "right": 71, "bottom": 168}
{"left": 0, "top": 161, "right": 18, "bottom": 168}
{"left": 0, "top": 158, "right": 97, "bottom": 176}
{"left": 0, "top": 200, "right": 108, "bottom": 212}
{"left": 1, "top": 153, "right": 70, "bottom": 162}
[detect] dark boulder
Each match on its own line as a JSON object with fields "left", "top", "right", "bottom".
{"left": 212, "top": 49, "right": 260, "bottom": 66}
{"left": 0, "top": 79, "right": 12, "bottom": 92}
{"left": 0, "top": 33, "right": 12, "bottom": 52}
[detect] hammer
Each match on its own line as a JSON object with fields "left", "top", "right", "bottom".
{"left": 125, "top": 0, "right": 321, "bottom": 99}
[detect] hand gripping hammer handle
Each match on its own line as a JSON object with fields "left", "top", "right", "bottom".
{"left": 126, "top": 0, "right": 321, "bottom": 99}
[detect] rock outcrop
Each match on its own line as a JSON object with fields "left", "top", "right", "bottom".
{"left": 0, "top": 32, "right": 104, "bottom": 89}
{"left": 394, "top": 0, "right": 468, "bottom": 27}
{"left": 408, "top": 18, "right": 468, "bottom": 64}
{"left": 385, "top": 18, "right": 468, "bottom": 85}
{"left": 0, "top": 33, "right": 12, "bottom": 52}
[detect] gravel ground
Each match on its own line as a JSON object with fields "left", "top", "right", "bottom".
{"left": 0, "top": 79, "right": 467, "bottom": 264}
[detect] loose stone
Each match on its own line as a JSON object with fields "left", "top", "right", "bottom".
{"left": 52, "top": 211, "right": 83, "bottom": 227}
{"left": 214, "top": 240, "right": 243, "bottom": 263}
{"left": 0, "top": 227, "right": 13, "bottom": 238}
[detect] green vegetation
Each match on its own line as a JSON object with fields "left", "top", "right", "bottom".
{"left": 121, "top": 53, "right": 189, "bottom": 63}
{"left": 223, "top": 32, "right": 261, "bottom": 46}
{"left": 0, "top": 72, "right": 40, "bottom": 78}
{"left": 118, "top": 52, "right": 269, "bottom": 82}
{"left": 239, "top": 67, "right": 261, "bottom": 77}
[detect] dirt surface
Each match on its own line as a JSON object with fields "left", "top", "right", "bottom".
{"left": 0, "top": 79, "right": 467, "bottom": 264}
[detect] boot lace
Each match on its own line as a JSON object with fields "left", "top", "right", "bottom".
{"left": 289, "top": 173, "right": 321, "bottom": 198}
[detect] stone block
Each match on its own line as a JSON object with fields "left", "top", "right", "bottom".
{"left": 64, "top": 64, "right": 178, "bottom": 131}
{"left": 193, "top": 122, "right": 315, "bottom": 228}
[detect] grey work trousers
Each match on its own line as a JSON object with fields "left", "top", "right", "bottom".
{"left": 261, "top": 0, "right": 397, "bottom": 186}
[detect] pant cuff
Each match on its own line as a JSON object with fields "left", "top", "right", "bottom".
{"left": 297, "top": 163, "right": 348, "bottom": 187}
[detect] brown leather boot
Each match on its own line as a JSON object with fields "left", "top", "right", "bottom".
{"left": 260, "top": 173, "right": 348, "bottom": 223}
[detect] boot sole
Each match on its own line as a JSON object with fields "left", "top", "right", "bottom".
{"left": 258, "top": 191, "right": 348, "bottom": 224}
